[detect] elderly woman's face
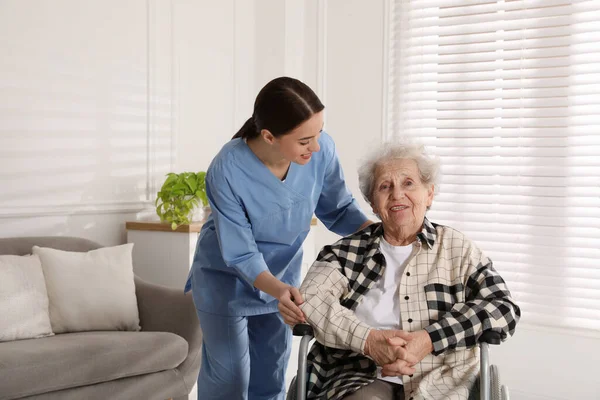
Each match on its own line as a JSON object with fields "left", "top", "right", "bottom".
{"left": 371, "top": 159, "right": 434, "bottom": 235}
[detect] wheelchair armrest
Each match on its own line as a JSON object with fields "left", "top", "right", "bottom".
{"left": 294, "top": 325, "right": 502, "bottom": 343}
{"left": 293, "top": 323, "right": 314, "bottom": 337}
{"left": 479, "top": 330, "right": 502, "bottom": 345}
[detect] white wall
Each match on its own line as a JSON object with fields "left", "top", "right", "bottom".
{"left": 313, "top": 0, "right": 386, "bottom": 248}
{"left": 492, "top": 325, "right": 600, "bottom": 400}
{"left": 173, "top": 0, "right": 236, "bottom": 173}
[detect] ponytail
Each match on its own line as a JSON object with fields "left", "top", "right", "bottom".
{"left": 232, "top": 117, "right": 259, "bottom": 140}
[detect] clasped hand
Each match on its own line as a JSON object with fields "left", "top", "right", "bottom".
{"left": 364, "top": 329, "right": 433, "bottom": 377}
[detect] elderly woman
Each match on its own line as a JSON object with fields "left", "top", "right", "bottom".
{"left": 282, "top": 140, "right": 520, "bottom": 400}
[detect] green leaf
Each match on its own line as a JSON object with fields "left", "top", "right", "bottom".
{"left": 162, "top": 173, "right": 178, "bottom": 189}
{"left": 156, "top": 170, "right": 208, "bottom": 227}
{"left": 172, "top": 182, "right": 188, "bottom": 192}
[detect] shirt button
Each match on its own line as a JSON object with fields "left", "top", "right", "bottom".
{"left": 409, "top": 374, "right": 414, "bottom": 378}
{"left": 406, "top": 272, "right": 411, "bottom": 276}
{"left": 408, "top": 318, "right": 413, "bottom": 323}
{"left": 404, "top": 296, "right": 409, "bottom": 300}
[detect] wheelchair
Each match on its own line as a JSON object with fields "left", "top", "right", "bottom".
{"left": 287, "top": 324, "right": 509, "bottom": 400}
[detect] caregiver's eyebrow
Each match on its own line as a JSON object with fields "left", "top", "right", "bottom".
{"left": 299, "top": 123, "right": 325, "bottom": 140}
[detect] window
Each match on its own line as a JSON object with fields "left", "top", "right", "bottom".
{"left": 387, "top": 0, "right": 600, "bottom": 331}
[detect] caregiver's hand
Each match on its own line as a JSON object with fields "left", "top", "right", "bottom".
{"left": 277, "top": 285, "right": 306, "bottom": 326}
{"left": 254, "top": 271, "right": 306, "bottom": 325}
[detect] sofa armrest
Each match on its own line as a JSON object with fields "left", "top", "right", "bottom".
{"left": 134, "top": 276, "right": 202, "bottom": 393}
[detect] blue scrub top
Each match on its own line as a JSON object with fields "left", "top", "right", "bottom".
{"left": 185, "top": 131, "right": 368, "bottom": 316}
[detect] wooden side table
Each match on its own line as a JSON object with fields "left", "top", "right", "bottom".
{"left": 126, "top": 221, "right": 202, "bottom": 290}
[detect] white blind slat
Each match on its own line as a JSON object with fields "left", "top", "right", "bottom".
{"left": 395, "top": 22, "right": 600, "bottom": 46}
{"left": 396, "top": 8, "right": 600, "bottom": 35}
{"left": 403, "top": 126, "right": 600, "bottom": 137}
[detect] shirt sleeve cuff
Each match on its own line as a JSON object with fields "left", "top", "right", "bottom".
{"left": 425, "top": 322, "right": 452, "bottom": 356}
{"left": 236, "top": 253, "right": 269, "bottom": 287}
{"left": 350, "top": 323, "right": 372, "bottom": 354}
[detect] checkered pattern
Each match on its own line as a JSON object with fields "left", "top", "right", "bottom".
{"left": 298, "top": 218, "right": 520, "bottom": 400}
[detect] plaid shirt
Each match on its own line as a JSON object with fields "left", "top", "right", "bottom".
{"left": 299, "top": 218, "right": 520, "bottom": 400}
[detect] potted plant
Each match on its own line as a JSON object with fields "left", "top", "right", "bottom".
{"left": 155, "top": 171, "right": 209, "bottom": 230}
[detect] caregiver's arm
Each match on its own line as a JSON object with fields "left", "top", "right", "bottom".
{"left": 205, "top": 166, "right": 268, "bottom": 286}
{"left": 314, "top": 132, "right": 373, "bottom": 235}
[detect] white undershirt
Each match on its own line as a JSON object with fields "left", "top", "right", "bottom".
{"left": 354, "top": 237, "right": 413, "bottom": 385}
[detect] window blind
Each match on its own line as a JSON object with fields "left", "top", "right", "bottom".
{"left": 387, "top": 0, "right": 600, "bottom": 331}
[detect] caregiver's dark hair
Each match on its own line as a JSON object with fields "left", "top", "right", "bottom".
{"left": 232, "top": 77, "right": 325, "bottom": 140}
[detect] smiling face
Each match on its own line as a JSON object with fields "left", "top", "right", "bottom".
{"left": 264, "top": 111, "right": 324, "bottom": 165}
{"left": 371, "top": 158, "right": 434, "bottom": 243}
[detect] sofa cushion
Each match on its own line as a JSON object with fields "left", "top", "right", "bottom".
{"left": 0, "top": 254, "right": 54, "bottom": 342}
{"left": 0, "top": 331, "right": 188, "bottom": 399}
{"left": 32, "top": 244, "right": 140, "bottom": 334}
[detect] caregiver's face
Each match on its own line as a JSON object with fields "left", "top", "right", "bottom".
{"left": 371, "top": 158, "right": 434, "bottom": 234}
{"left": 273, "top": 111, "right": 324, "bottom": 165}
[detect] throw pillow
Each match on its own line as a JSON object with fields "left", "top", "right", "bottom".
{"left": 0, "top": 254, "right": 54, "bottom": 342}
{"left": 32, "top": 244, "right": 140, "bottom": 334}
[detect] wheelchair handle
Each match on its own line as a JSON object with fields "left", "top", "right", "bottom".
{"left": 293, "top": 323, "right": 314, "bottom": 337}
{"left": 479, "top": 330, "right": 502, "bottom": 345}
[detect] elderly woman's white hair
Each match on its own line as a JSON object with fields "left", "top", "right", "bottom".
{"left": 358, "top": 137, "right": 440, "bottom": 205}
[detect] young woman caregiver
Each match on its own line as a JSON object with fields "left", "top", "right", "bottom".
{"left": 185, "top": 76, "right": 373, "bottom": 400}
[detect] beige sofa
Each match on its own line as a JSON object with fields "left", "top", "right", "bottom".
{"left": 0, "top": 237, "right": 202, "bottom": 400}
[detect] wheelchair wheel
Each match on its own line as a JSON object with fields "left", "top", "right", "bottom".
{"left": 286, "top": 376, "right": 298, "bottom": 400}
{"left": 490, "top": 365, "right": 502, "bottom": 400}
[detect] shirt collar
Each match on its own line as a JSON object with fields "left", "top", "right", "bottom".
{"left": 417, "top": 217, "right": 437, "bottom": 249}
{"left": 371, "top": 216, "right": 437, "bottom": 249}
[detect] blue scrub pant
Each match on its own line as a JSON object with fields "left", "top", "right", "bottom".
{"left": 195, "top": 309, "right": 292, "bottom": 400}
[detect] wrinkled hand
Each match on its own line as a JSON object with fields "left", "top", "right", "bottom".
{"left": 381, "top": 330, "right": 433, "bottom": 377}
{"left": 277, "top": 285, "right": 306, "bottom": 326}
{"left": 364, "top": 329, "right": 417, "bottom": 375}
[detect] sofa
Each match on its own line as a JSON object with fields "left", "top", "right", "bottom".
{"left": 0, "top": 236, "right": 202, "bottom": 400}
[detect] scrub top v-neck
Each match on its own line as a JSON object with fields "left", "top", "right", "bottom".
{"left": 185, "top": 131, "right": 368, "bottom": 316}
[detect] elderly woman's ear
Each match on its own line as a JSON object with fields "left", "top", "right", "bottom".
{"left": 426, "top": 183, "right": 435, "bottom": 209}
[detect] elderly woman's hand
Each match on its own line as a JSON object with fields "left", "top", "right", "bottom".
{"left": 381, "top": 330, "right": 433, "bottom": 376}
{"left": 364, "top": 329, "right": 418, "bottom": 374}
